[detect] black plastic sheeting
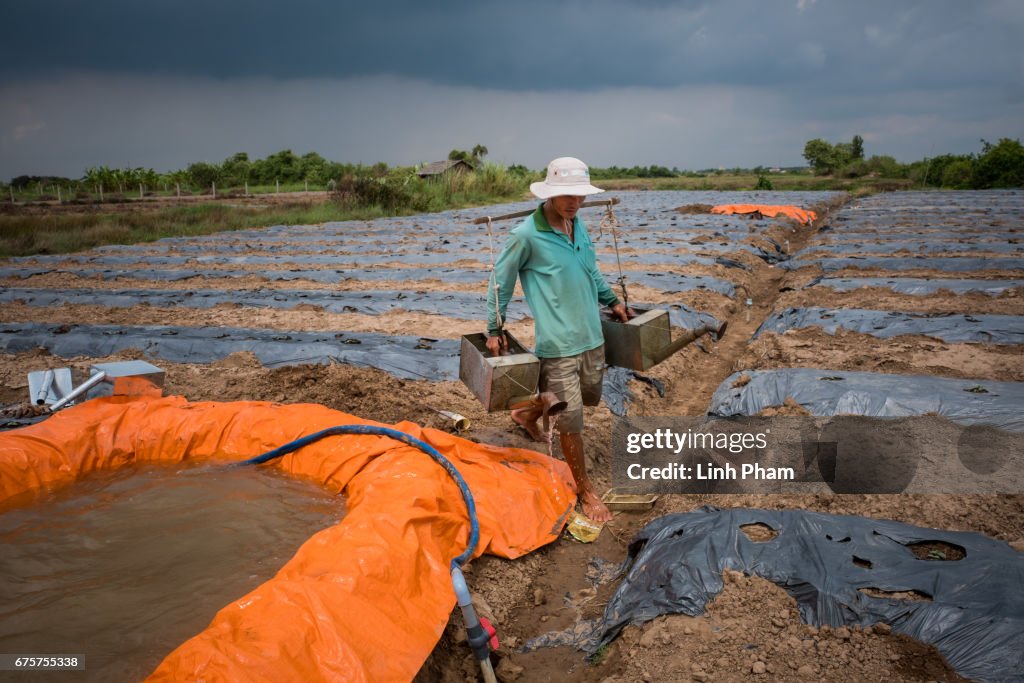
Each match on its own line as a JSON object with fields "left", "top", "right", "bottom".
{"left": 0, "top": 267, "right": 52, "bottom": 279}
{"left": 0, "top": 415, "right": 49, "bottom": 430}
{"left": 15, "top": 250, "right": 722, "bottom": 269}
{"left": 755, "top": 307, "right": 1024, "bottom": 344}
{"left": 708, "top": 369, "right": 1024, "bottom": 431}
{"left": 783, "top": 256, "right": 1024, "bottom": 272}
{"left": 602, "top": 367, "right": 665, "bottom": 417}
{"left": 817, "top": 230, "right": 1022, "bottom": 242}
{"left": 807, "top": 277, "right": 1024, "bottom": 296}
{"left": 78, "top": 239, "right": 439, "bottom": 253}
{"left": 661, "top": 305, "right": 722, "bottom": 331}
{"left": 0, "top": 266, "right": 520, "bottom": 285}
{"left": 21, "top": 253, "right": 481, "bottom": 266}
{"left": 615, "top": 272, "right": 735, "bottom": 296}
{"left": 0, "top": 288, "right": 722, "bottom": 332}
{"left": 714, "top": 256, "right": 749, "bottom": 270}
{"left": 0, "top": 266, "right": 489, "bottom": 284}
{"left": 79, "top": 233, "right": 783, "bottom": 258}
{"left": 846, "top": 189, "right": 1022, "bottom": 205}
{"left": 0, "top": 287, "right": 533, "bottom": 321}
{"left": 149, "top": 228, "right": 777, "bottom": 245}
{"left": 826, "top": 216, "right": 1024, "bottom": 231}
{"left": 609, "top": 253, "right": 720, "bottom": 267}
{"left": 801, "top": 241, "right": 1022, "bottom": 255}
{"left": 0, "top": 323, "right": 460, "bottom": 381}
{"left": 0, "top": 266, "right": 738, "bottom": 297}
{"left": 121, "top": 225, "right": 785, "bottom": 249}
{"left": 594, "top": 507, "right": 1024, "bottom": 683}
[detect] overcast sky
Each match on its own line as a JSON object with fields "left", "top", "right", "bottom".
{"left": 2, "top": 0, "right": 1022, "bottom": 179}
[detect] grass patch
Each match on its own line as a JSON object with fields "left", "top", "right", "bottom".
{"left": 0, "top": 203, "right": 355, "bottom": 257}
{"left": 589, "top": 643, "right": 612, "bottom": 665}
{"left": 334, "top": 163, "right": 532, "bottom": 214}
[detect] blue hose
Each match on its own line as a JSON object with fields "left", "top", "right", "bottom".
{"left": 235, "top": 424, "right": 480, "bottom": 569}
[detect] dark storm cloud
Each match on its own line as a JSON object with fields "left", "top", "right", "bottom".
{"left": 2, "top": 1, "right": 1022, "bottom": 178}
{"left": 2, "top": 1, "right": 1021, "bottom": 93}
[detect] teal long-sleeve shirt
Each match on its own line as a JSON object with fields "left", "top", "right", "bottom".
{"left": 487, "top": 204, "right": 620, "bottom": 358}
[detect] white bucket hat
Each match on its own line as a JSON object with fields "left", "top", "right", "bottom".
{"left": 530, "top": 157, "right": 604, "bottom": 199}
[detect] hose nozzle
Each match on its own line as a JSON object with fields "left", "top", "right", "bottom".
{"left": 452, "top": 565, "right": 498, "bottom": 682}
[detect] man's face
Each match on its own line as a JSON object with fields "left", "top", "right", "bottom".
{"left": 548, "top": 195, "right": 586, "bottom": 223}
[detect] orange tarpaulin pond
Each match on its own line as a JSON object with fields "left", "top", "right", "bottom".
{"left": 711, "top": 204, "right": 817, "bottom": 224}
{"left": 0, "top": 395, "right": 576, "bottom": 682}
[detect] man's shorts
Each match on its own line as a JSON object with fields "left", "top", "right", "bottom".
{"left": 539, "top": 345, "right": 605, "bottom": 434}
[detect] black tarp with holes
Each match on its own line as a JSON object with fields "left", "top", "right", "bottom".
{"left": 593, "top": 507, "right": 1024, "bottom": 683}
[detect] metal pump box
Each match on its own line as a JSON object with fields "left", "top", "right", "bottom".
{"left": 89, "top": 360, "right": 165, "bottom": 398}
{"left": 459, "top": 332, "right": 539, "bottom": 412}
{"left": 601, "top": 308, "right": 673, "bottom": 371}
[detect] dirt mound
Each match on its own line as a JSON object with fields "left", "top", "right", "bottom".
{"left": 598, "top": 570, "right": 967, "bottom": 683}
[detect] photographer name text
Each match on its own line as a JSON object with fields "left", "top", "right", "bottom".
{"left": 626, "top": 462, "right": 795, "bottom": 481}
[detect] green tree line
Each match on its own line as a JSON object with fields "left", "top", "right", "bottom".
{"left": 7, "top": 137, "right": 1024, "bottom": 196}
{"left": 589, "top": 165, "right": 680, "bottom": 179}
{"left": 7, "top": 150, "right": 400, "bottom": 194}
{"left": 803, "top": 136, "right": 1024, "bottom": 189}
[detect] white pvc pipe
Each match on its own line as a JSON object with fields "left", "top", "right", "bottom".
{"left": 34, "top": 369, "right": 55, "bottom": 405}
{"left": 50, "top": 371, "right": 107, "bottom": 411}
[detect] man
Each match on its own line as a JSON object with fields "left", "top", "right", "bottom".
{"left": 486, "top": 157, "right": 629, "bottom": 523}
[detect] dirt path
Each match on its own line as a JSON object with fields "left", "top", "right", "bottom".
{"left": 637, "top": 198, "right": 847, "bottom": 417}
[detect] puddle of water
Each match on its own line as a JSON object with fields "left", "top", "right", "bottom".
{"left": 0, "top": 463, "right": 345, "bottom": 681}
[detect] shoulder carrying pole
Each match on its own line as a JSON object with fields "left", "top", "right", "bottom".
{"left": 471, "top": 197, "right": 620, "bottom": 225}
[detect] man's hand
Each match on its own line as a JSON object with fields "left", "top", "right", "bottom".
{"left": 610, "top": 303, "right": 634, "bottom": 322}
{"left": 485, "top": 333, "right": 507, "bottom": 356}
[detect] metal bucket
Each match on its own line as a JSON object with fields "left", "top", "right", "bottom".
{"left": 459, "top": 332, "right": 539, "bottom": 412}
{"left": 601, "top": 308, "right": 674, "bottom": 371}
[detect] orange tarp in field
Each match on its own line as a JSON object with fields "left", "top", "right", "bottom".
{"left": 0, "top": 396, "right": 576, "bottom": 682}
{"left": 711, "top": 204, "right": 817, "bottom": 224}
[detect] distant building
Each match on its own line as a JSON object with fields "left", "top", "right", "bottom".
{"left": 417, "top": 159, "right": 474, "bottom": 178}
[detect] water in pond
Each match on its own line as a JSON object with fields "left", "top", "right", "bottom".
{"left": 0, "top": 463, "right": 345, "bottom": 681}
